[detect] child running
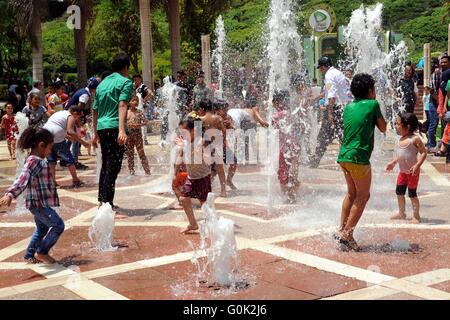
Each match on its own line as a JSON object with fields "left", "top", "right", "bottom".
{"left": 0, "top": 127, "right": 64, "bottom": 264}
{"left": 178, "top": 114, "right": 212, "bottom": 234}
{"left": 337, "top": 73, "right": 387, "bottom": 251}
{"left": 386, "top": 113, "right": 427, "bottom": 224}
{"left": 1, "top": 103, "right": 18, "bottom": 160}
{"left": 126, "top": 96, "right": 151, "bottom": 175}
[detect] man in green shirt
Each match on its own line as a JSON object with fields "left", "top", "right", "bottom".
{"left": 92, "top": 53, "right": 133, "bottom": 210}
{"left": 336, "top": 73, "right": 386, "bottom": 252}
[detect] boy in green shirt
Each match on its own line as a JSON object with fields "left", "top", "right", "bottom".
{"left": 92, "top": 53, "right": 133, "bottom": 211}
{"left": 336, "top": 73, "right": 387, "bottom": 251}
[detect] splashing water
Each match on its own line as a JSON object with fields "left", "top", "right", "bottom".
{"left": 265, "top": 0, "right": 304, "bottom": 213}
{"left": 89, "top": 203, "right": 117, "bottom": 251}
{"left": 191, "top": 193, "right": 238, "bottom": 287}
{"left": 11, "top": 112, "right": 29, "bottom": 216}
{"left": 213, "top": 15, "right": 226, "bottom": 99}
{"left": 342, "top": 2, "right": 407, "bottom": 124}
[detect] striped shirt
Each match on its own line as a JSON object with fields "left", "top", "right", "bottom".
{"left": 6, "top": 155, "right": 59, "bottom": 208}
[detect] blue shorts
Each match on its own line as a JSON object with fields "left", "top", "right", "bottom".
{"left": 47, "top": 140, "right": 75, "bottom": 165}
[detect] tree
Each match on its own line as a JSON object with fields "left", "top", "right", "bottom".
{"left": 165, "top": 0, "right": 181, "bottom": 76}
{"left": 71, "top": 0, "right": 95, "bottom": 86}
{"left": 182, "top": 0, "right": 233, "bottom": 60}
{"left": 89, "top": 0, "right": 142, "bottom": 73}
{"left": 9, "top": 0, "right": 44, "bottom": 83}
{"left": 138, "top": 0, "right": 154, "bottom": 90}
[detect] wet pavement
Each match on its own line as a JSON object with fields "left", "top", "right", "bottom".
{"left": 0, "top": 133, "right": 449, "bottom": 300}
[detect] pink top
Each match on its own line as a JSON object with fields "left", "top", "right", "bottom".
{"left": 396, "top": 136, "right": 418, "bottom": 173}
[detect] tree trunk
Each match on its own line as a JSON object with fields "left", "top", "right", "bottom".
{"left": 74, "top": 3, "right": 89, "bottom": 87}
{"left": 167, "top": 0, "right": 181, "bottom": 76}
{"left": 31, "top": 0, "right": 43, "bottom": 83}
{"left": 138, "top": 0, "right": 154, "bottom": 91}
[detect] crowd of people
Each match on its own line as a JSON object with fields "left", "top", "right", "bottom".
{"left": 1, "top": 50, "right": 450, "bottom": 263}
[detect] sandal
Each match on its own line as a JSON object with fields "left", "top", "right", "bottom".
{"left": 24, "top": 257, "right": 41, "bottom": 264}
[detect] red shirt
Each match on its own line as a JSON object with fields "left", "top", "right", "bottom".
{"left": 1, "top": 115, "right": 18, "bottom": 141}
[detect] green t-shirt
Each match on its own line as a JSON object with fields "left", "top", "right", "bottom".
{"left": 93, "top": 72, "right": 133, "bottom": 131}
{"left": 337, "top": 99, "right": 383, "bottom": 165}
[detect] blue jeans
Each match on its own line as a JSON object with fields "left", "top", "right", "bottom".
{"left": 427, "top": 101, "right": 438, "bottom": 148}
{"left": 25, "top": 207, "right": 65, "bottom": 259}
{"left": 70, "top": 141, "right": 80, "bottom": 163}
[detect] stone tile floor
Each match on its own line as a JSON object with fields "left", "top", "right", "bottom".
{"left": 0, "top": 134, "right": 449, "bottom": 300}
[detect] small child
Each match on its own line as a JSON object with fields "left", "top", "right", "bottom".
{"left": 0, "top": 127, "right": 64, "bottom": 264}
{"left": 178, "top": 114, "right": 212, "bottom": 234}
{"left": 1, "top": 103, "right": 18, "bottom": 160}
{"left": 172, "top": 122, "right": 188, "bottom": 206}
{"left": 272, "top": 91, "right": 301, "bottom": 204}
{"left": 126, "top": 96, "right": 151, "bottom": 175}
{"left": 386, "top": 113, "right": 427, "bottom": 224}
{"left": 47, "top": 81, "right": 65, "bottom": 115}
{"left": 23, "top": 93, "right": 50, "bottom": 128}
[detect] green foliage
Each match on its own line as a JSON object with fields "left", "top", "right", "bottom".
{"left": 42, "top": 18, "right": 76, "bottom": 79}
{"left": 401, "top": 7, "right": 449, "bottom": 62}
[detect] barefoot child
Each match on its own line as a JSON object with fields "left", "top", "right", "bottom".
{"left": 1, "top": 103, "right": 18, "bottom": 160}
{"left": 386, "top": 113, "right": 427, "bottom": 224}
{"left": 272, "top": 91, "right": 301, "bottom": 203}
{"left": 178, "top": 114, "right": 212, "bottom": 234}
{"left": 172, "top": 122, "right": 188, "bottom": 205}
{"left": 0, "top": 127, "right": 64, "bottom": 264}
{"left": 126, "top": 96, "right": 151, "bottom": 175}
{"left": 214, "top": 100, "right": 238, "bottom": 190}
{"left": 337, "top": 73, "right": 387, "bottom": 251}
{"left": 198, "top": 99, "right": 227, "bottom": 197}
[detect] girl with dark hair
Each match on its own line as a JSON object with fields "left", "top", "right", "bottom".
{"left": 0, "top": 127, "right": 64, "bottom": 264}
{"left": 386, "top": 113, "right": 427, "bottom": 224}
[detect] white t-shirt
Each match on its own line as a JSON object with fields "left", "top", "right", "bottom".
{"left": 324, "top": 67, "right": 351, "bottom": 106}
{"left": 43, "top": 110, "right": 71, "bottom": 143}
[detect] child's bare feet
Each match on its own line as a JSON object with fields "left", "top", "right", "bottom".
{"left": 390, "top": 213, "right": 407, "bottom": 220}
{"left": 219, "top": 190, "right": 227, "bottom": 198}
{"left": 411, "top": 217, "right": 421, "bottom": 224}
{"left": 180, "top": 224, "right": 199, "bottom": 234}
{"left": 35, "top": 253, "right": 56, "bottom": 264}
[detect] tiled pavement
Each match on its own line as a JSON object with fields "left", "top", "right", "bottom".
{"left": 0, "top": 134, "right": 449, "bottom": 300}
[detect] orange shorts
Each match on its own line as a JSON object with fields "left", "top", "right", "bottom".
{"left": 173, "top": 172, "right": 188, "bottom": 189}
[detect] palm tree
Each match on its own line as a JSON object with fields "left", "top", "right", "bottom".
{"left": 72, "top": 0, "right": 95, "bottom": 87}
{"left": 9, "top": 0, "right": 44, "bottom": 83}
{"left": 138, "top": 0, "right": 154, "bottom": 91}
{"left": 166, "top": 0, "right": 181, "bottom": 76}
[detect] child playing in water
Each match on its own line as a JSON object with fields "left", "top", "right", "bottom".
{"left": 214, "top": 100, "right": 238, "bottom": 190}
{"left": 126, "top": 96, "right": 151, "bottom": 175}
{"left": 172, "top": 121, "right": 188, "bottom": 206}
{"left": 1, "top": 103, "right": 18, "bottom": 160}
{"left": 178, "top": 114, "right": 212, "bottom": 234}
{"left": 337, "top": 73, "right": 387, "bottom": 251}
{"left": 386, "top": 113, "right": 427, "bottom": 224}
{"left": 272, "top": 90, "right": 301, "bottom": 204}
{"left": 0, "top": 127, "right": 64, "bottom": 264}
